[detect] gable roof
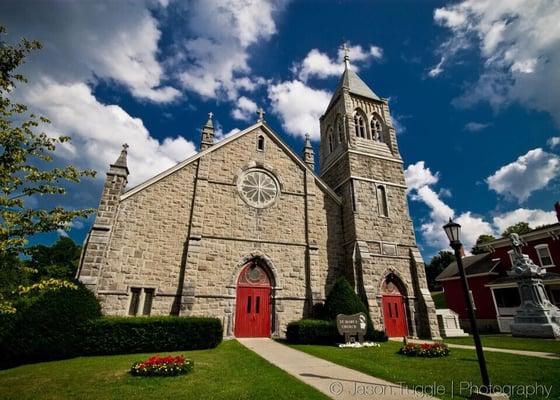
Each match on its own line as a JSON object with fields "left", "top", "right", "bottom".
{"left": 121, "top": 122, "right": 342, "bottom": 204}
{"left": 436, "top": 253, "right": 500, "bottom": 282}
{"left": 326, "top": 68, "right": 381, "bottom": 111}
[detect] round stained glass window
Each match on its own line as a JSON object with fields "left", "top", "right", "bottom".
{"left": 237, "top": 169, "right": 279, "bottom": 209}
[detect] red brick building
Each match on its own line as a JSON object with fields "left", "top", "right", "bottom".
{"left": 437, "top": 204, "right": 560, "bottom": 332}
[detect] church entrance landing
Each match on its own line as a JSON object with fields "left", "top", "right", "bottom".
{"left": 234, "top": 261, "right": 272, "bottom": 337}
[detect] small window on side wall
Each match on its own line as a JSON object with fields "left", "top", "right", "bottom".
{"left": 377, "top": 185, "right": 388, "bottom": 217}
{"left": 143, "top": 288, "right": 155, "bottom": 315}
{"left": 535, "top": 244, "right": 554, "bottom": 267}
{"left": 257, "top": 135, "right": 265, "bottom": 151}
{"left": 128, "top": 287, "right": 141, "bottom": 316}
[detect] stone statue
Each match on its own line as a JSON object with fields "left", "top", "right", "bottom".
{"left": 507, "top": 234, "right": 560, "bottom": 338}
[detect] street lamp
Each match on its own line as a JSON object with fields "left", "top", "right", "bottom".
{"left": 443, "top": 218, "right": 492, "bottom": 394}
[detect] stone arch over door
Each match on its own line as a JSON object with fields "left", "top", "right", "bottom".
{"left": 227, "top": 252, "right": 281, "bottom": 337}
{"left": 378, "top": 271, "right": 413, "bottom": 337}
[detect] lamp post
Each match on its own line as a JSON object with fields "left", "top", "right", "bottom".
{"left": 443, "top": 218, "right": 491, "bottom": 394}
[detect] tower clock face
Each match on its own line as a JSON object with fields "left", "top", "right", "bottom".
{"left": 237, "top": 169, "right": 279, "bottom": 209}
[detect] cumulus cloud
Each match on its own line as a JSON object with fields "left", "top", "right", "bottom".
{"left": 548, "top": 137, "right": 560, "bottom": 149}
{"left": 486, "top": 148, "right": 560, "bottom": 202}
{"left": 430, "top": 0, "right": 560, "bottom": 125}
{"left": 295, "top": 44, "right": 383, "bottom": 82}
{"left": 22, "top": 80, "right": 196, "bottom": 186}
{"left": 231, "top": 96, "right": 258, "bottom": 121}
{"left": 268, "top": 80, "right": 331, "bottom": 140}
{"left": 405, "top": 160, "right": 556, "bottom": 252}
{"left": 177, "top": 0, "right": 283, "bottom": 99}
{"left": 1, "top": 1, "right": 180, "bottom": 103}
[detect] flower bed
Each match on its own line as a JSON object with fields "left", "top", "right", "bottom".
{"left": 398, "top": 342, "right": 450, "bottom": 358}
{"left": 130, "top": 355, "right": 193, "bottom": 377}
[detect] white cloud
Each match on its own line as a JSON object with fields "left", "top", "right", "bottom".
{"left": 22, "top": 79, "right": 196, "bottom": 186}
{"left": 267, "top": 80, "right": 331, "bottom": 140}
{"left": 231, "top": 96, "right": 258, "bottom": 121}
{"left": 404, "top": 161, "right": 439, "bottom": 193}
{"left": 215, "top": 127, "right": 241, "bottom": 141}
{"left": 548, "top": 137, "right": 560, "bottom": 149}
{"left": 405, "top": 160, "right": 555, "bottom": 252}
{"left": 493, "top": 208, "right": 557, "bottom": 234}
{"left": 486, "top": 148, "right": 560, "bottom": 202}
{"left": 1, "top": 1, "right": 179, "bottom": 103}
{"left": 464, "top": 122, "right": 491, "bottom": 132}
{"left": 177, "top": 0, "right": 282, "bottom": 99}
{"left": 295, "top": 44, "right": 383, "bottom": 82}
{"left": 428, "top": 56, "right": 445, "bottom": 78}
{"left": 430, "top": 0, "right": 560, "bottom": 125}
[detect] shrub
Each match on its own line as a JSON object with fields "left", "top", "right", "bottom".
{"left": 1, "top": 279, "right": 101, "bottom": 366}
{"left": 80, "top": 316, "right": 223, "bottom": 356}
{"left": 286, "top": 319, "right": 341, "bottom": 344}
{"left": 130, "top": 355, "right": 193, "bottom": 377}
{"left": 323, "top": 277, "right": 387, "bottom": 342}
{"left": 399, "top": 342, "right": 450, "bottom": 358}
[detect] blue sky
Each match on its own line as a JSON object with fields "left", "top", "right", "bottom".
{"left": 3, "top": 0, "right": 559, "bottom": 259}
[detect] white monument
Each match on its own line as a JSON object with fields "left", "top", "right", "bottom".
{"left": 508, "top": 233, "right": 560, "bottom": 338}
{"left": 436, "top": 309, "right": 468, "bottom": 337}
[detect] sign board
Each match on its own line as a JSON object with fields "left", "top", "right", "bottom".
{"left": 336, "top": 312, "right": 367, "bottom": 343}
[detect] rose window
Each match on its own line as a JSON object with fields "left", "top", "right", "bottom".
{"left": 238, "top": 169, "right": 279, "bottom": 208}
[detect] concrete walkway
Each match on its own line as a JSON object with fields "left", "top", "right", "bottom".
{"left": 389, "top": 338, "right": 560, "bottom": 360}
{"left": 238, "top": 338, "right": 436, "bottom": 400}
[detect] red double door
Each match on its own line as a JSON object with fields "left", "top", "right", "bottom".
{"left": 235, "top": 286, "right": 271, "bottom": 337}
{"left": 382, "top": 294, "right": 408, "bottom": 337}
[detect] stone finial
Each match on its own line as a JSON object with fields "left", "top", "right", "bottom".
{"left": 109, "top": 143, "right": 129, "bottom": 176}
{"left": 302, "top": 133, "right": 315, "bottom": 170}
{"left": 341, "top": 42, "right": 350, "bottom": 69}
{"left": 200, "top": 112, "right": 215, "bottom": 151}
{"left": 256, "top": 107, "right": 266, "bottom": 122}
{"left": 508, "top": 233, "right": 543, "bottom": 277}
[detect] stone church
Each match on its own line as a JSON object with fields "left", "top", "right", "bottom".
{"left": 77, "top": 55, "right": 440, "bottom": 339}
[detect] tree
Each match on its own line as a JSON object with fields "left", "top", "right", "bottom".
{"left": 425, "top": 251, "right": 455, "bottom": 291}
{"left": 501, "top": 222, "right": 532, "bottom": 238}
{"left": 0, "top": 26, "right": 95, "bottom": 257}
{"left": 26, "top": 236, "right": 82, "bottom": 280}
{"left": 471, "top": 234, "right": 496, "bottom": 255}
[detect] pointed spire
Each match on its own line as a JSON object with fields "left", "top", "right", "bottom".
{"left": 109, "top": 143, "right": 129, "bottom": 176}
{"left": 302, "top": 133, "right": 315, "bottom": 170}
{"left": 200, "top": 112, "right": 215, "bottom": 151}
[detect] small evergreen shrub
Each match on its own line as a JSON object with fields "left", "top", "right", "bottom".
{"left": 80, "top": 316, "right": 223, "bottom": 355}
{"left": 130, "top": 355, "right": 194, "bottom": 377}
{"left": 286, "top": 319, "right": 341, "bottom": 344}
{"left": 323, "top": 277, "right": 387, "bottom": 342}
{"left": 399, "top": 342, "right": 450, "bottom": 357}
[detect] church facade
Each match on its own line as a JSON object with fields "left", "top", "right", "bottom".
{"left": 77, "top": 59, "right": 440, "bottom": 339}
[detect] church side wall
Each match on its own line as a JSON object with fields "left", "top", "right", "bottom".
{"left": 96, "top": 162, "right": 198, "bottom": 315}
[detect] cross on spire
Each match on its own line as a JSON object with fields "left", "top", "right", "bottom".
{"left": 122, "top": 143, "right": 129, "bottom": 151}
{"left": 342, "top": 42, "right": 350, "bottom": 69}
{"left": 208, "top": 111, "right": 213, "bottom": 119}
{"left": 257, "top": 107, "right": 266, "bottom": 122}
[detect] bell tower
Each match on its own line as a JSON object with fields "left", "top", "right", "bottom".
{"left": 320, "top": 46, "right": 440, "bottom": 339}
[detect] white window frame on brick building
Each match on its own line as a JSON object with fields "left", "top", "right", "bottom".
{"left": 535, "top": 244, "right": 554, "bottom": 267}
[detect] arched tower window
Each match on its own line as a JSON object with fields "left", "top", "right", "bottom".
{"left": 327, "top": 128, "right": 334, "bottom": 153}
{"left": 370, "top": 117, "right": 383, "bottom": 142}
{"left": 257, "top": 135, "right": 265, "bottom": 151}
{"left": 335, "top": 115, "right": 344, "bottom": 143}
{"left": 377, "top": 185, "right": 388, "bottom": 217}
{"left": 354, "top": 112, "right": 366, "bottom": 138}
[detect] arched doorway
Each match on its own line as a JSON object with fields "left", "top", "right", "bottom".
{"left": 234, "top": 260, "right": 272, "bottom": 337}
{"left": 381, "top": 273, "right": 408, "bottom": 337}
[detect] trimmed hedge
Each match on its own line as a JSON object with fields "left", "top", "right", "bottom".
{"left": 80, "top": 316, "right": 223, "bottom": 356}
{"left": 287, "top": 319, "right": 340, "bottom": 344}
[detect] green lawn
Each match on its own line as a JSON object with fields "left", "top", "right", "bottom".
{"left": 287, "top": 341, "right": 560, "bottom": 400}
{"left": 444, "top": 334, "right": 560, "bottom": 354}
{"left": 0, "top": 340, "right": 326, "bottom": 400}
